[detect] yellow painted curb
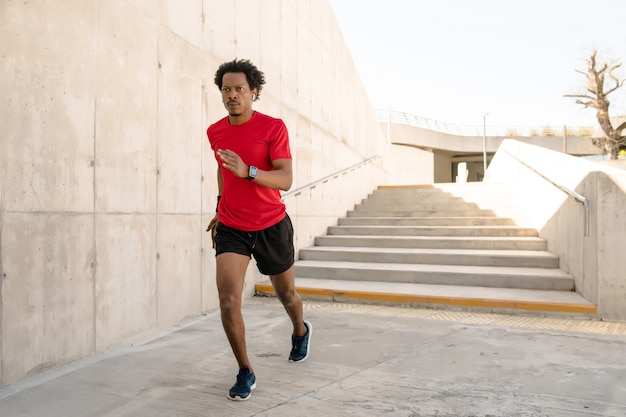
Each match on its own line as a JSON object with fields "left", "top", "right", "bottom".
{"left": 255, "top": 283, "right": 597, "bottom": 315}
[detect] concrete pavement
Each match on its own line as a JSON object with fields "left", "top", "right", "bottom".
{"left": 1, "top": 297, "right": 626, "bottom": 417}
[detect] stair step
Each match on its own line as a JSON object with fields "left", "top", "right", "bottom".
{"left": 294, "top": 260, "right": 574, "bottom": 291}
{"left": 346, "top": 207, "right": 508, "bottom": 217}
{"left": 314, "top": 235, "right": 548, "bottom": 250}
{"left": 339, "top": 217, "right": 517, "bottom": 226}
{"left": 347, "top": 209, "right": 524, "bottom": 218}
{"left": 255, "top": 278, "right": 597, "bottom": 316}
{"left": 368, "top": 184, "right": 528, "bottom": 220}
{"left": 366, "top": 195, "right": 517, "bottom": 203}
{"left": 376, "top": 183, "right": 510, "bottom": 193}
{"left": 328, "top": 225, "right": 538, "bottom": 237}
{"left": 354, "top": 202, "right": 522, "bottom": 210}
{"left": 299, "top": 246, "right": 560, "bottom": 268}
{"left": 369, "top": 192, "right": 514, "bottom": 201}
{"left": 276, "top": 182, "right": 595, "bottom": 318}
{"left": 366, "top": 194, "right": 517, "bottom": 202}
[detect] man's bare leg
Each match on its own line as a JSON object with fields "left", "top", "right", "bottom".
{"left": 216, "top": 252, "right": 253, "bottom": 372}
{"left": 270, "top": 265, "right": 307, "bottom": 337}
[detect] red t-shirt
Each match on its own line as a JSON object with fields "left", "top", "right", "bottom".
{"left": 207, "top": 111, "right": 292, "bottom": 231}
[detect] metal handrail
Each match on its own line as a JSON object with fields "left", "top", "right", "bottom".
{"left": 281, "top": 155, "right": 382, "bottom": 201}
{"left": 502, "top": 150, "right": 589, "bottom": 237}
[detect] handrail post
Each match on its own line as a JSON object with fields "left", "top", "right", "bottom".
{"left": 482, "top": 113, "right": 489, "bottom": 173}
{"left": 583, "top": 197, "right": 589, "bottom": 237}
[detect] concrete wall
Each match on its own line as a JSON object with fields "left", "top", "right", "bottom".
{"left": 434, "top": 153, "right": 453, "bottom": 183}
{"left": 385, "top": 144, "right": 434, "bottom": 185}
{"left": 0, "top": 0, "right": 390, "bottom": 386}
{"left": 486, "top": 140, "right": 626, "bottom": 321}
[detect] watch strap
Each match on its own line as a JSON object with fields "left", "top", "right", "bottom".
{"left": 246, "top": 165, "right": 257, "bottom": 180}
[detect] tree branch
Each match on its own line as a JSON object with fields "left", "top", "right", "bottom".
{"left": 566, "top": 50, "right": 625, "bottom": 158}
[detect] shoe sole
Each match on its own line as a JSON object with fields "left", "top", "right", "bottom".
{"left": 227, "top": 382, "right": 256, "bottom": 401}
{"left": 289, "top": 321, "right": 312, "bottom": 363}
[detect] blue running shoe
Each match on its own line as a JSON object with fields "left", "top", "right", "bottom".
{"left": 228, "top": 367, "right": 256, "bottom": 401}
{"left": 289, "top": 321, "right": 312, "bottom": 362}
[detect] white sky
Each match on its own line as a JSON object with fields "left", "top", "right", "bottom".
{"left": 329, "top": 0, "right": 626, "bottom": 129}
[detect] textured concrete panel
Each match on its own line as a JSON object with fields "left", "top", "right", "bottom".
{"left": 124, "top": 0, "right": 159, "bottom": 19}
{"left": 200, "top": 55, "right": 222, "bottom": 219}
{"left": 160, "top": 0, "right": 203, "bottom": 49}
{"left": 259, "top": 0, "right": 282, "bottom": 94}
{"left": 94, "top": 2, "right": 158, "bottom": 213}
{"left": 280, "top": 1, "right": 299, "bottom": 111}
{"left": 390, "top": 145, "right": 434, "bottom": 185}
{"left": 296, "top": 11, "right": 312, "bottom": 118}
{"left": 156, "top": 214, "right": 203, "bottom": 328}
{"left": 1, "top": 213, "right": 95, "bottom": 385}
{"left": 596, "top": 171, "right": 626, "bottom": 320}
{"left": 232, "top": 1, "right": 262, "bottom": 63}
{"left": 95, "top": 214, "right": 156, "bottom": 350}
{"left": 308, "top": 24, "right": 324, "bottom": 123}
{"left": 201, "top": 214, "right": 219, "bottom": 313}
{"left": 0, "top": 1, "right": 96, "bottom": 212}
{"left": 156, "top": 28, "right": 204, "bottom": 214}
{"left": 0, "top": 191, "right": 3, "bottom": 386}
{"left": 203, "top": 0, "right": 236, "bottom": 60}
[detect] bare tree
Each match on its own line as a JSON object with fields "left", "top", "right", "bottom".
{"left": 565, "top": 50, "right": 626, "bottom": 159}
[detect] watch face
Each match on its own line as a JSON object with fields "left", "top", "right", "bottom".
{"left": 250, "top": 166, "right": 257, "bottom": 178}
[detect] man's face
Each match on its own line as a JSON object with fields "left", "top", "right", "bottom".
{"left": 220, "top": 72, "right": 255, "bottom": 117}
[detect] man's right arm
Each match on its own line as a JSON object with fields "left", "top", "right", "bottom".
{"left": 206, "top": 166, "right": 222, "bottom": 240}
{"left": 217, "top": 165, "right": 223, "bottom": 197}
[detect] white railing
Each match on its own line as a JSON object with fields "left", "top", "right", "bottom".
{"left": 281, "top": 155, "right": 382, "bottom": 200}
{"left": 375, "top": 109, "right": 594, "bottom": 138}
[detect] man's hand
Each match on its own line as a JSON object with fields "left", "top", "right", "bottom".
{"left": 206, "top": 214, "right": 219, "bottom": 248}
{"left": 217, "top": 149, "right": 248, "bottom": 179}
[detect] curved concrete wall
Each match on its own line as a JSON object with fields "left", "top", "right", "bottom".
{"left": 486, "top": 140, "right": 626, "bottom": 321}
{"left": 0, "top": 0, "right": 390, "bottom": 385}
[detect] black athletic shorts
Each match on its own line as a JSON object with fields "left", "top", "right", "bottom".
{"left": 214, "top": 214, "right": 295, "bottom": 276}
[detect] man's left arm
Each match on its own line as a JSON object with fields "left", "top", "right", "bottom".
{"left": 216, "top": 149, "right": 292, "bottom": 191}
{"left": 252, "top": 158, "right": 292, "bottom": 191}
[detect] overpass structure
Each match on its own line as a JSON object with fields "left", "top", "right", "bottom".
{"left": 377, "top": 110, "right": 601, "bottom": 183}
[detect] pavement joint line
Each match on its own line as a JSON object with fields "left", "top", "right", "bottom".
{"left": 247, "top": 296, "right": 626, "bottom": 336}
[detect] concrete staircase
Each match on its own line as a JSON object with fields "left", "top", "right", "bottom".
{"left": 256, "top": 182, "right": 597, "bottom": 317}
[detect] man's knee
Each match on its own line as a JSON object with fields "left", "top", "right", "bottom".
{"left": 219, "top": 293, "right": 241, "bottom": 315}
{"left": 276, "top": 287, "right": 298, "bottom": 305}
